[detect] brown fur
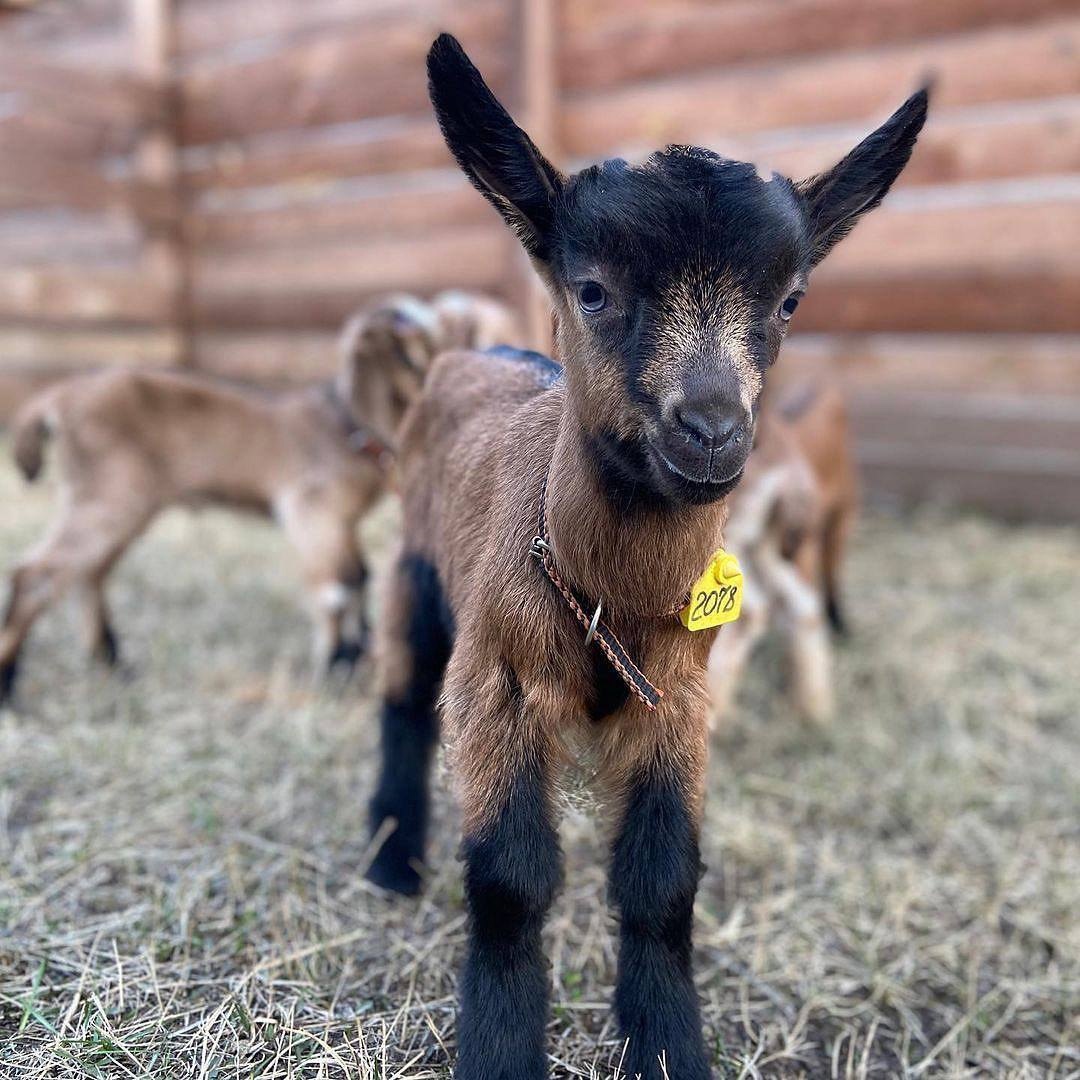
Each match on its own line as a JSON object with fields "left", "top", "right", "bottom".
{"left": 390, "top": 339, "right": 720, "bottom": 833}
{"left": 0, "top": 292, "right": 519, "bottom": 701}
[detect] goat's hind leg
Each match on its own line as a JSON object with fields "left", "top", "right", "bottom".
{"left": 366, "top": 553, "right": 450, "bottom": 895}
{"left": 77, "top": 566, "right": 122, "bottom": 668}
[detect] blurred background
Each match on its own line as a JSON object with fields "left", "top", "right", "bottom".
{"left": 0, "top": 0, "right": 1077, "bottom": 518}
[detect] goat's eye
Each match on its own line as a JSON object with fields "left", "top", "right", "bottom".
{"left": 576, "top": 282, "right": 608, "bottom": 314}
{"left": 778, "top": 292, "right": 802, "bottom": 321}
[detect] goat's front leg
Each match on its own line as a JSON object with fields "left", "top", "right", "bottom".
{"left": 450, "top": 681, "right": 563, "bottom": 1080}
{"left": 760, "top": 541, "right": 834, "bottom": 724}
{"left": 604, "top": 715, "right": 711, "bottom": 1080}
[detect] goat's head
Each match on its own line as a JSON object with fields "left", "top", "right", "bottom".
{"left": 428, "top": 34, "right": 928, "bottom": 505}
{"left": 337, "top": 295, "right": 442, "bottom": 449}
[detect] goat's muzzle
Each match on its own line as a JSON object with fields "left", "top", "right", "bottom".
{"left": 650, "top": 399, "right": 752, "bottom": 502}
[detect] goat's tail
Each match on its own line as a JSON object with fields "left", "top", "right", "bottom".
{"left": 11, "top": 390, "right": 57, "bottom": 482}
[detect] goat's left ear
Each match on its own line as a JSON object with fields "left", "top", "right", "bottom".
{"left": 797, "top": 87, "right": 930, "bottom": 265}
{"left": 427, "top": 33, "right": 565, "bottom": 260}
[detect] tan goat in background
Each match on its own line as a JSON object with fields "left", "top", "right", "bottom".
{"left": 0, "top": 291, "right": 519, "bottom": 707}
{"left": 709, "top": 381, "right": 858, "bottom": 725}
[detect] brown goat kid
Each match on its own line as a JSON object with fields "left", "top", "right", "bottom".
{"left": 708, "top": 382, "right": 858, "bottom": 725}
{"left": 0, "top": 292, "right": 518, "bottom": 707}
{"left": 366, "top": 34, "right": 927, "bottom": 1080}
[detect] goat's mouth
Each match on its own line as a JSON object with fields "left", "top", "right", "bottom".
{"left": 650, "top": 441, "right": 746, "bottom": 503}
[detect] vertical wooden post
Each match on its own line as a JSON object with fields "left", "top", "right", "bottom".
{"left": 518, "top": 0, "right": 557, "bottom": 353}
{"left": 131, "top": 0, "right": 191, "bottom": 366}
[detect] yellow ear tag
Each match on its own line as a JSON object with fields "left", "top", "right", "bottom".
{"left": 680, "top": 549, "right": 743, "bottom": 631}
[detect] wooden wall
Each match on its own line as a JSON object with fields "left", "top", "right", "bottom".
{"left": 0, "top": 0, "right": 1078, "bottom": 518}
{"left": 0, "top": 0, "right": 186, "bottom": 417}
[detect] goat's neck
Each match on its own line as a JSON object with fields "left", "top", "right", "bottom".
{"left": 544, "top": 403, "right": 727, "bottom": 620}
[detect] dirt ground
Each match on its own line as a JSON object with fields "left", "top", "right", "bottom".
{"left": 0, "top": 446, "right": 1077, "bottom": 1079}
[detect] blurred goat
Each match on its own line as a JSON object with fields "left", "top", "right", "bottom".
{"left": 708, "top": 382, "right": 858, "bottom": 725}
{"left": 0, "top": 291, "right": 519, "bottom": 706}
{"left": 365, "top": 34, "right": 926, "bottom": 1080}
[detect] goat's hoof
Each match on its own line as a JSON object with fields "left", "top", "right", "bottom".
{"left": 365, "top": 854, "right": 423, "bottom": 897}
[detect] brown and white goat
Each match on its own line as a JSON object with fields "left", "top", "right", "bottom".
{"left": 365, "top": 34, "right": 926, "bottom": 1080}
{"left": 708, "top": 381, "right": 858, "bottom": 725}
{"left": 0, "top": 291, "right": 519, "bottom": 707}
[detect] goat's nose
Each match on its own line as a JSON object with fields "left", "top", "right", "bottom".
{"left": 674, "top": 400, "right": 748, "bottom": 450}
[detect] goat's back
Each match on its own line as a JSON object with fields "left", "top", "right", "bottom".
{"left": 395, "top": 346, "right": 563, "bottom": 611}
{"left": 18, "top": 368, "right": 378, "bottom": 514}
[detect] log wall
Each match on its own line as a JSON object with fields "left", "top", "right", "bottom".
{"left": 0, "top": 0, "right": 1077, "bottom": 518}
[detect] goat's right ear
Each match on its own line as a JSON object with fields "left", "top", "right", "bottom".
{"left": 427, "top": 34, "right": 564, "bottom": 259}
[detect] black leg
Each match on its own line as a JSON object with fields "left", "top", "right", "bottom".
{"left": 0, "top": 655, "right": 17, "bottom": 707}
{"left": 825, "top": 592, "right": 848, "bottom": 637}
{"left": 366, "top": 556, "right": 451, "bottom": 896}
{"left": 457, "top": 757, "right": 562, "bottom": 1080}
{"left": 95, "top": 622, "right": 120, "bottom": 667}
{"left": 610, "top": 767, "right": 710, "bottom": 1080}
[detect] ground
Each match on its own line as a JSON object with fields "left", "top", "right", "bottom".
{"left": 0, "top": 447, "right": 1077, "bottom": 1080}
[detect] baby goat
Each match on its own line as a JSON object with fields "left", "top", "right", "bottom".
{"left": 708, "top": 382, "right": 857, "bottom": 725}
{"left": 366, "top": 35, "right": 927, "bottom": 1079}
{"left": 0, "top": 291, "right": 517, "bottom": 707}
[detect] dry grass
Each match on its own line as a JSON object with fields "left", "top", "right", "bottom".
{"left": 0, "top": 446, "right": 1077, "bottom": 1079}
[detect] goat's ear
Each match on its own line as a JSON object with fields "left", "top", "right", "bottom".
{"left": 796, "top": 87, "right": 930, "bottom": 265}
{"left": 428, "top": 33, "right": 564, "bottom": 259}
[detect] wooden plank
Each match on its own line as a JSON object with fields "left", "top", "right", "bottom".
{"left": 849, "top": 385, "right": 1080, "bottom": 519}
{"left": 561, "top": 18, "right": 1080, "bottom": 155}
{"left": 795, "top": 196, "right": 1080, "bottom": 333}
{"left": 191, "top": 227, "right": 510, "bottom": 328}
{"left": 0, "top": 266, "right": 174, "bottom": 324}
{"left": 819, "top": 197, "right": 1080, "bottom": 278}
{"left": 182, "top": 115, "right": 449, "bottom": 193}
{"left": 178, "top": 1, "right": 510, "bottom": 145}
{"left": 0, "top": 326, "right": 181, "bottom": 369}
{"left": 561, "top": 0, "right": 1078, "bottom": 93}
{"left": 857, "top": 452, "right": 1080, "bottom": 521}
{"left": 782, "top": 334, "right": 1080, "bottom": 395}
{"left": 0, "top": 209, "right": 140, "bottom": 266}
{"left": 0, "top": 44, "right": 165, "bottom": 131}
{"left": 0, "top": 108, "right": 132, "bottom": 160}
{"left": 0, "top": 154, "right": 175, "bottom": 220}
{"left": 192, "top": 330, "right": 340, "bottom": 381}
{"left": 800, "top": 272, "right": 1080, "bottom": 334}
{"left": 849, "top": 389, "right": 1080, "bottom": 453}
{"left": 188, "top": 179, "right": 490, "bottom": 249}
{"left": 177, "top": 0, "right": 444, "bottom": 61}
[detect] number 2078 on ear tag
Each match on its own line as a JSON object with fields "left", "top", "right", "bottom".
{"left": 680, "top": 549, "right": 743, "bottom": 631}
